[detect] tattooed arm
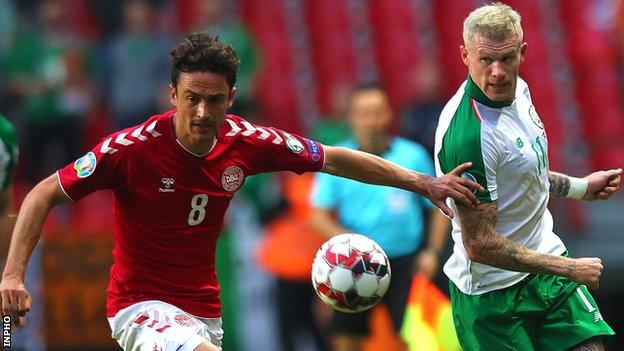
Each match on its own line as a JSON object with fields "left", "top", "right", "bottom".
{"left": 549, "top": 169, "right": 622, "bottom": 200}
{"left": 548, "top": 171, "right": 571, "bottom": 197}
{"left": 457, "top": 201, "right": 604, "bottom": 288}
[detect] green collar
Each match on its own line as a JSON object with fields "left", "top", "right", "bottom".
{"left": 465, "top": 75, "right": 513, "bottom": 108}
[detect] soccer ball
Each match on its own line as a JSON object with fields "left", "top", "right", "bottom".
{"left": 311, "top": 233, "right": 391, "bottom": 313}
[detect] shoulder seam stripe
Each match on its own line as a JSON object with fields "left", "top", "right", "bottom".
{"left": 470, "top": 99, "right": 482, "bottom": 122}
{"left": 225, "top": 119, "right": 242, "bottom": 136}
{"left": 131, "top": 126, "right": 148, "bottom": 141}
{"left": 145, "top": 120, "right": 162, "bottom": 137}
{"left": 99, "top": 121, "right": 162, "bottom": 154}
{"left": 224, "top": 119, "right": 284, "bottom": 144}
{"left": 256, "top": 127, "right": 270, "bottom": 140}
{"left": 240, "top": 121, "right": 257, "bottom": 136}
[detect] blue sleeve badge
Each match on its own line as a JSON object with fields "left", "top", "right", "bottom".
{"left": 73, "top": 152, "right": 97, "bottom": 178}
{"left": 307, "top": 140, "right": 321, "bottom": 162}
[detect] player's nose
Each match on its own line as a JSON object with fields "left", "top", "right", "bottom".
{"left": 196, "top": 101, "right": 210, "bottom": 120}
{"left": 491, "top": 61, "right": 506, "bottom": 79}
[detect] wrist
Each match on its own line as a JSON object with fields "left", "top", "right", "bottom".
{"left": 567, "top": 177, "right": 588, "bottom": 199}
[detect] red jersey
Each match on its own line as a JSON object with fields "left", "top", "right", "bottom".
{"left": 57, "top": 110, "right": 325, "bottom": 317}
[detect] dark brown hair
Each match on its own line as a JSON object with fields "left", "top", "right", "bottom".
{"left": 169, "top": 31, "right": 239, "bottom": 89}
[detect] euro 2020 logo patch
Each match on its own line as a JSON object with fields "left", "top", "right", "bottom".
{"left": 74, "top": 152, "right": 97, "bottom": 178}
{"left": 461, "top": 172, "right": 478, "bottom": 194}
{"left": 285, "top": 134, "right": 305, "bottom": 154}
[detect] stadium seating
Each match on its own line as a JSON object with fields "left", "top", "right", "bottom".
{"left": 242, "top": 0, "right": 303, "bottom": 132}
{"left": 559, "top": 0, "right": 624, "bottom": 169}
{"left": 305, "top": 0, "right": 357, "bottom": 115}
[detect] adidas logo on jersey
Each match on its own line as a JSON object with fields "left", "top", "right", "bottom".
{"left": 159, "top": 178, "right": 175, "bottom": 193}
{"left": 100, "top": 120, "right": 162, "bottom": 155}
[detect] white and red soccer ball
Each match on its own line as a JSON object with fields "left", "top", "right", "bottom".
{"left": 311, "top": 233, "right": 391, "bottom": 313}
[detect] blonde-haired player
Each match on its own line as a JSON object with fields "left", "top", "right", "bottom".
{"left": 436, "top": 3, "right": 621, "bottom": 350}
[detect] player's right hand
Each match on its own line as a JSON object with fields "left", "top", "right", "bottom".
{"left": 567, "top": 257, "right": 603, "bottom": 290}
{"left": 0, "top": 277, "right": 31, "bottom": 328}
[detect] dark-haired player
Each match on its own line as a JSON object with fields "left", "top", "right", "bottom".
{"left": 0, "top": 32, "right": 482, "bottom": 351}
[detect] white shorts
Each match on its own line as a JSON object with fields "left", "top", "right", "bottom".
{"left": 107, "top": 300, "right": 223, "bottom": 351}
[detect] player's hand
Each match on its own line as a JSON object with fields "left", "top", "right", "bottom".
{"left": 416, "top": 249, "right": 439, "bottom": 278}
{"left": 566, "top": 257, "right": 603, "bottom": 290}
{"left": 582, "top": 168, "right": 622, "bottom": 201}
{"left": 0, "top": 277, "right": 31, "bottom": 328}
{"left": 428, "top": 162, "right": 484, "bottom": 218}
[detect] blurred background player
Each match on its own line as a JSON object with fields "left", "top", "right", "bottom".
{"left": 4, "top": 0, "right": 93, "bottom": 184}
{"left": 310, "top": 85, "right": 450, "bottom": 351}
{"left": 103, "top": 0, "right": 174, "bottom": 130}
{"left": 436, "top": 3, "right": 621, "bottom": 350}
{"left": 0, "top": 113, "right": 44, "bottom": 351}
{"left": 0, "top": 32, "right": 480, "bottom": 351}
{"left": 0, "top": 114, "right": 18, "bottom": 277}
{"left": 186, "top": 0, "right": 259, "bottom": 118}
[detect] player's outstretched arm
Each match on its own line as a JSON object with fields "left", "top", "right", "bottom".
{"left": 320, "top": 145, "right": 483, "bottom": 218}
{"left": 548, "top": 169, "right": 622, "bottom": 200}
{"left": 0, "top": 174, "right": 71, "bottom": 326}
{"left": 457, "top": 201, "right": 603, "bottom": 289}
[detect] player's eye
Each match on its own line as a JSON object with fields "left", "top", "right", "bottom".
{"left": 208, "top": 95, "right": 227, "bottom": 104}
{"left": 186, "top": 95, "right": 198, "bottom": 103}
{"left": 481, "top": 57, "right": 493, "bottom": 64}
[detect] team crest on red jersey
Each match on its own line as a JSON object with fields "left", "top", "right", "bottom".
{"left": 221, "top": 166, "right": 245, "bottom": 192}
{"left": 174, "top": 313, "right": 199, "bottom": 327}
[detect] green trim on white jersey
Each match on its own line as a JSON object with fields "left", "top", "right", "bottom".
{"left": 0, "top": 115, "right": 18, "bottom": 191}
{"left": 435, "top": 77, "right": 566, "bottom": 295}
{"left": 437, "top": 92, "right": 493, "bottom": 203}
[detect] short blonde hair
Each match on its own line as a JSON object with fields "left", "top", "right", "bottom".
{"left": 463, "top": 2, "right": 523, "bottom": 47}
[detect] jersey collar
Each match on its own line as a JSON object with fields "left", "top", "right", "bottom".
{"left": 465, "top": 75, "right": 513, "bottom": 108}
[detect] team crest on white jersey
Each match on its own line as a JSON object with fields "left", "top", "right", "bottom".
{"left": 174, "top": 314, "right": 199, "bottom": 327}
{"left": 74, "top": 152, "right": 97, "bottom": 178}
{"left": 221, "top": 166, "right": 244, "bottom": 192}
{"left": 528, "top": 105, "right": 544, "bottom": 130}
{"left": 159, "top": 177, "right": 175, "bottom": 192}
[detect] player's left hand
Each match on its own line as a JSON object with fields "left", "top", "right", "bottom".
{"left": 582, "top": 168, "right": 622, "bottom": 201}
{"left": 416, "top": 249, "right": 439, "bottom": 278}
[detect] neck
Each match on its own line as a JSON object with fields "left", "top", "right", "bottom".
{"left": 465, "top": 74, "right": 514, "bottom": 108}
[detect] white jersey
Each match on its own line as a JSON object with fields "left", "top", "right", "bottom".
{"left": 434, "top": 76, "right": 566, "bottom": 295}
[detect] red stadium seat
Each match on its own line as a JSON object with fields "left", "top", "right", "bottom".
{"left": 433, "top": 0, "right": 476, "bottom": 98}
{"left": 559, "top": 0, "right": 624, "bottom": 169}
{"left": 242, "top": 0, "right": 303, "bottom": 132}
{"left": 306, "top": 0, "right": 357, "bottom": 115}
{"left": 369, "top": 0, "right": 422, "bottom": 109}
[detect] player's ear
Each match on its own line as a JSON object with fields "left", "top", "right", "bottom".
{"left": 520, "top": 42, "right": 528, "bottom": 63}
{"left": 169, "top": 84, "right": 177, "bottom": 106}
{"left": 227, "top": 87, "right": 237, "bottom": 108}
{"left": 460, "top": 45, "right": 469, "bottom": 66}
